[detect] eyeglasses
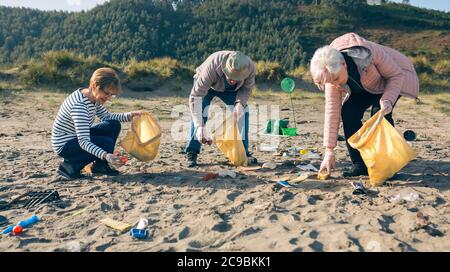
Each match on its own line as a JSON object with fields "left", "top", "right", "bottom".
{"left": 101, "top": 89, "right": 117, "bottom": 99}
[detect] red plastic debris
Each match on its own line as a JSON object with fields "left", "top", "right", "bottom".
{"left": 13, "top": 225, "right": 23, "bottom": 235}
{"left": 202, "top": 173, "right": 219, "bottom": 181}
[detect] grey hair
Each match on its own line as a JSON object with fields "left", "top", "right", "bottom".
{"left": 310, "top": 46, "right": 344, "bottom": 84}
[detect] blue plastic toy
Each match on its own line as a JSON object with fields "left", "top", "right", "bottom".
{"left": 2, "top": 214, "right": 39, "bottom": 235}
{"left": 130, "top": 228, "right": 148, "bottom": 239}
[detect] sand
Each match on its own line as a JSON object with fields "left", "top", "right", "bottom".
{"left": 0, "top": 88, "right": 449, "bottom": 252}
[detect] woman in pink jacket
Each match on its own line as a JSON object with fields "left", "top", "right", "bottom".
{"left": 310, "top": 33, "right": 419, "bottom": 177}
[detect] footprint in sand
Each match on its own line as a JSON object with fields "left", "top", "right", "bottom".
{"left": 307, "top": 195, "right": 323, "bottom": 205}
{"left": 281, "top": 191, "right": 295, "bottom": 203}
{"left": 309, "top": 230, "right": 319, "bottom": 239}
{"left": 309, "top": 240, "right": 324, "bottom": 252}
{"left": 188, "top": 240, "right": 202, "bottom": 248}
{"left": 226, "top": 191, "right": 241, "bottom": 201}
{"left": 378, "top": 215, "right": 395, "bottom": 234}
{"left": 211, "top": 221, "right": 232, "bottom": 232}
{"left": 178, "top": 226, "right": 190, "bottom": 240}
{"left": 269, "top": 214, "right": 278, "bottom": 222}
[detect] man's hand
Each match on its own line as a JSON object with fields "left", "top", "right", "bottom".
{"left": 380, "top": 100, "right": 393, "bottom": 116}
{"left": 195, "top": 126, "right": 212, "bottom": 145}
{"left": 319, "top": 149, "right": 336, "bottom": 174}
{"left": 233, "top": 102, "right": 245, "bottom": 119}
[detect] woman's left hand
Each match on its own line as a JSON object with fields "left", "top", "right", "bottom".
{"left": 380, "top": 100, "right": 393, "bottom": 115}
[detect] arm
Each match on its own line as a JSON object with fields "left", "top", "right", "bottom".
{"left": 96, "top": 105, "right": 132, "bottom": 122}
{"left": 323, "top": 83, "right": 343, "bottom": 150}
{"left": 71, "top": 103, "right": 108, "bottom": 160}
{"left": 189, "top": 64, "right": 216, "bottom": 128}
{"left": 371, "top": 44, "right": 405, "bottom": 105}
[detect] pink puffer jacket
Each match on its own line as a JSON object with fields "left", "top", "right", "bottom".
{"left": 323, "top": 33, "right": 419, "bottom": 149}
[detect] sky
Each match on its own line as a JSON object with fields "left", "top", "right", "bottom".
{"left": 0, "top": 0, "right": 449, "bottom": 12}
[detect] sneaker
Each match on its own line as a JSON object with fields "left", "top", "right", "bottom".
{"left": 247, "top": 154, "right": 258, "bottom": 165}
{"left": 57, "top": 162, "right": 85, "bottom": 180}
{"left": 91, "top": 162, "right": 120, "bottom": 176}
{"left": 343, "top": 164, "right": 368, "bottom": 177}
{"left": 186, "top": 152, "right": 198, "bottom": 168}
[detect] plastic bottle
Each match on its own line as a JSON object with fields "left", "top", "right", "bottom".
{"left": 2, "top": 214, "right": 39, "bottom": 235}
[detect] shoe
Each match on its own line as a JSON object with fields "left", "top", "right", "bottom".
{"left": 57, "top": 162, "right": 85, "bottom": 180}
{"left": 91, "top": 162, "right": 119, "bottom": 176}
{"left": 186, "top": 152, "right": 198, "bottom": 168}
{"left": 247, "top": 154, "right": 258, "bottom": 165}
{"left": 343, "top": 164, "right": 368, "bottom": 177}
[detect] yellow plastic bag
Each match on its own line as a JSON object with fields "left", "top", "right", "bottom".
{"left": 213, "top": 115, "right": 248, "bottom": 167}
{"left": 348, "top": 111, "right": 416, "bottom": 186}
{"left": 119, "top": 112, "right": 162, "bottom": 162}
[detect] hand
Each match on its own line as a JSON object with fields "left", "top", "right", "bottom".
{"left": 233, "top": 103, "right": 245, "bottom": 119}
{"left": 195, "top": 126, "right": 212, "bottom": 145}
{"left": 320, "top": 149, "right": 336, "bottom": 174}
{"left": 104, "top": 153, "right": 125, "bottom": 168}
{"left": 131, "top": 111, "right": 145, "bottom": 118}
{"left": 380, "top": 100, "right": 393, "bottom": 115}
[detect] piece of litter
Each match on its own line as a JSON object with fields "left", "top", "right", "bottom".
{"left": 100, "top": 218, "right": 132, "bottom": 232}
{"left": 262, "top": 162, "right": 277, "bottom": 170}
{"left": 391, "top": 190, "right": 419, "bottom": 202}
{"left": 350, "top": 181, "right": 367, "bottom": 195}
{"left": 291, "top": 172, "right": 314, "bottom": 183}
{"left": 239, "top": 166, "right": 262, "bottom": 171}
{"left": 277, "top": 181, "right": 293, "bottom": 188}
{"left": 136, "top": 218, "right": 148, "bottom": 230}
{"left": 296, "top": 164, "right": 319, "bottom": 172}
{"left": 259, "top": 146, "right": 278, "bottom": 152}
{"left": 317, "top": 170, "right": 330, "bottom": 180}
{"left": 303, "top": 152, "right": 320, "bottom": 159}
{"left": 272, "top": 176, "right": 291, "bottom": 182}
{"left": 218, "top": 169, "right": 237, "bottom": 178}
{"left": 202, "top": 173, "right": 219, "bottom": 181}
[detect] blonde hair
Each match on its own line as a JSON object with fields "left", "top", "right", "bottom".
{"left": 310, "top": 46, "right": 344, "bottom": 85}
{"left": 90, "top": 67, "right": 122, "bottom": 94}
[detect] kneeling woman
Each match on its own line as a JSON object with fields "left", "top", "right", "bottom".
{"left": 51, "top": 67, "right": 141, "bottom": 179}
{"left": 310, "top": 33, "right": 419, "bottom": 177}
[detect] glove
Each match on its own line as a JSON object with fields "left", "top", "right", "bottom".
{"left": 380, "top": 100, "right": 393, "bottom": 115}
{"left": 233, "top": 102, "right": 245, "bottom": 119}
{"left": 195, "top": 126, "right": 212, "bottom": 145}
{"left": 320, "top": 149, "right": 336, "bottom": 174}
{"left": 104, "top": 153, "right": 125, "bottom": 169}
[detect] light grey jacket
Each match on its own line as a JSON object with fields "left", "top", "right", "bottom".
{"left": 189, "top": 50, "right": 256, "bottom": 128}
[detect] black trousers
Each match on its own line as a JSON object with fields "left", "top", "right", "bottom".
{"left": 341, "top": 91, "right": 399, "bottom": 167}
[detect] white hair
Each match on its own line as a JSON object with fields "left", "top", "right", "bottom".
{"left": 310, "top": 46, "right": 344, "bottom": 85}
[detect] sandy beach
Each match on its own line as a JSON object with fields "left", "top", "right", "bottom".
{"left": 0, "top": 88, "right": 449, "bottom": 252}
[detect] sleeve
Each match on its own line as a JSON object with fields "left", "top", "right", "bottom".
{"left": 96, "top": 104, "right": 132, "bottom": 122}
{"left": 71, "top": 103, "right": 108, "bottom": 159}
{"left": 189, "top": 63, "right": 216, "bottom": 128}
{"left": 323, "top": 84, "right": 343, "bottom": 149}
{"left": 371, "top": 45, "right": 405, "bottom": 105}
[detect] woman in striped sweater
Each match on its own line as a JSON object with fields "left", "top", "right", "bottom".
{"left": 51, "top": 67, "right": 141, "bottom": 179}
{"left": 310, "top": 33, "right": 419, "bottom": 177}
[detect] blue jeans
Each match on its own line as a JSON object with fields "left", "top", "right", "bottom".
{"left": 58, "top": 120, "right": 121, "bottom": 172}
{"left": 185, "top": 89, "right": 250, "bottom": 155}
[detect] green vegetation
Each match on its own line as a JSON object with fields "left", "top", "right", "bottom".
{"left": 19, "top": 51, "right": 107, "bottom": 88}
{"left": 0, "top": 0, "right": 448, "bottom": 93}
{"left": 256, "top": 61, "right": 286, "bottom": 82}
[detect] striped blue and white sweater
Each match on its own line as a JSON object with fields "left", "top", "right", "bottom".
{"left": 51, "top": 89, "right": 131, "bottom": 159}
